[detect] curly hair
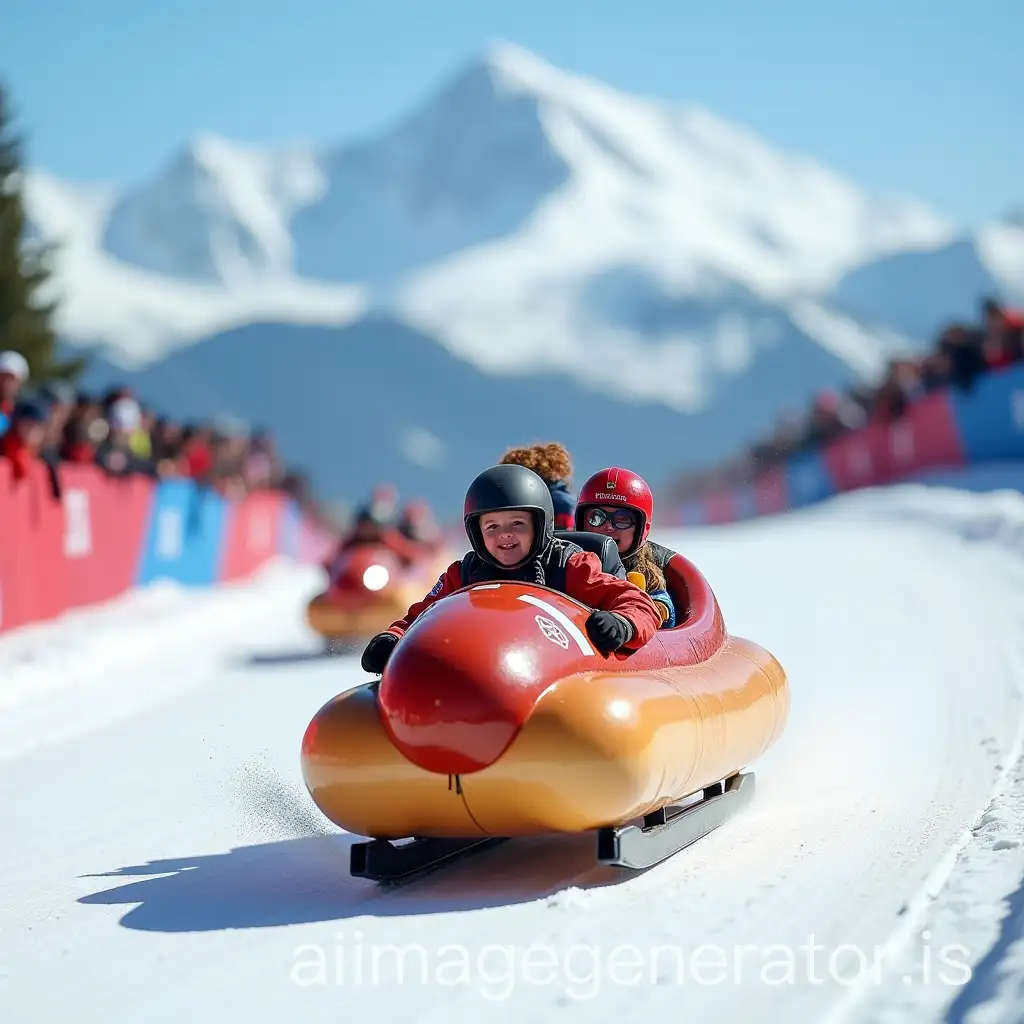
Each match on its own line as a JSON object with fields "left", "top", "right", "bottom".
{"left": 624, "top": 543, "right": 667, "bottom": 593}
{"left": 498, "top": 442, "right": 573, "bottom": 484}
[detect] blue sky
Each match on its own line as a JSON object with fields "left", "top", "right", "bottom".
{"left": 2, "top": 0, "right": 1019, "bottom": 226}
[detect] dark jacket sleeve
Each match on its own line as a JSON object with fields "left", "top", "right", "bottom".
{"left": 386, "top": 561, "right": 464, "bottom": 638}
{"left": 563, "top": 551, "right": 661, "bottom": 649}
{"left": 548, "top": 480, "right": 577, "bottom": 519}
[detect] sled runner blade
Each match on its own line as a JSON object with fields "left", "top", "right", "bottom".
{"left": 350, "top": 836, "right": 509, "bottom": 884}
{"left": 596, "top": 771, "right": 755, "bottom": 870}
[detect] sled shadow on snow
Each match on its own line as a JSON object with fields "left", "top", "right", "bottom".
{"left": 77, "top": 831, "right": 634, "bottom": 934}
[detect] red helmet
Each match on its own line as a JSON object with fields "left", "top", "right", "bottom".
{"left": 574, "top": 467, "right": 654, "bottom": 558}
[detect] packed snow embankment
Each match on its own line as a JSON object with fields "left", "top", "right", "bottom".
{"left": 0, "top": 559, "right": 324, "bottom": 761}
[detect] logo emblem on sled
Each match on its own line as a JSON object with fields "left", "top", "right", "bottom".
{"left": 535, "top": 615, "right": 570, "bottom": 649}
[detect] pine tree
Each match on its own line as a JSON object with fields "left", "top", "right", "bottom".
{"left": 0, "top": 81, "right": 83, "bottom": 382}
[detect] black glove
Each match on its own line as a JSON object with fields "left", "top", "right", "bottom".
{"left": 361, "top": 632, "right": 399, "bottom": 674}
{"left": 585, "top": 610, "right": 633, "bottom": 653}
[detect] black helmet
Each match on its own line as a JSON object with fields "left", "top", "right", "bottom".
{"left": 464, "top": 464, "right": 554, "bottom": 567}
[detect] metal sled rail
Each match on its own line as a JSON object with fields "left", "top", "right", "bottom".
{"left": 597, "top": 771, "right": 755, "bottom": 869}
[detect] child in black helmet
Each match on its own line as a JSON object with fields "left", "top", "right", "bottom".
{"left": 359, "top": 464, "right": 662, "bottom": 674}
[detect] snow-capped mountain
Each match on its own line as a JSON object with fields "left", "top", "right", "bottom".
{"left": 26, "top": 45, "right": 952, "bottom": 385}
{"left": 25, "top": 168, "right": 367, "bottom": 369}
{"left": 291, "top": 44, "right": 946, "bottom": 291}
{"left": 20, "top": 43, "right": 1021, "bottom": 506}
{"left": 102, "top": 133, "right": 327, "bottom": 284}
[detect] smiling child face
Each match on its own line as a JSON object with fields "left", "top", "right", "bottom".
{"left": 479, "top": 509, "right": 534, "bottom": 566}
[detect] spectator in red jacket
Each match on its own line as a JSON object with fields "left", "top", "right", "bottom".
{"left": 359, "top": 464, "right": 661, "bottom": 674}
{"left": 0, "top": 400, "right": 47, "bottom": 480}
{"left": 0, "top": 351, "right": 29, "bottom": 438}
{"left": 180, "top": 425, "right": 214, "bottom": 481}
{"left": 61, "top": 416, "right": 96, "bottom": 464}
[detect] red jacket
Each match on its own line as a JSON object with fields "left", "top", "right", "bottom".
{"left": 387, "top": 549, "right": 662, "bottom": 650}
{"left": 1, "top": 432, "right": 34, "bottom": 480}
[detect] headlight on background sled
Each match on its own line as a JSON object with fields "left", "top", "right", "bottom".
{"left": 362, "top": 564, "right": 390, "bottom": 592}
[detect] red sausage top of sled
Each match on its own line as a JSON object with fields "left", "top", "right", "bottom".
{"left": 377, "top": 582, "right": 615, "bottom": 775}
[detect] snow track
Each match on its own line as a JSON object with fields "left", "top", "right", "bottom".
{"left": 3, "top": 487, "right": 1024, "bottom": 1023}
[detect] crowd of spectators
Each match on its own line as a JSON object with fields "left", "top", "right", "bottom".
{"left": 668, "top": 296, "right": 1024, "bottom": 500}
{"left": 0, "top": 349, "right": 327, "bottom": 523}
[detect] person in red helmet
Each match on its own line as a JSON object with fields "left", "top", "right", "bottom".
{"left": 574, "top": 467, "right": 678, "bottom": 628}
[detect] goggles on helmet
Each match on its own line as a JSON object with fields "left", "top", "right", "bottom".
{"left": 585, "top": 506, "right": 637, "bottom": 531}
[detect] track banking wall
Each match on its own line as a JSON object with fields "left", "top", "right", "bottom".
{"left": 0, "top": 462, "right": 334, "bottom": 635}
{"left": 671, "top": 364, "right": 1024, "bottom": 526}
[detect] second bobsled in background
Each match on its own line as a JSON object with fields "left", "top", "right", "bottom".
{"left": 305, "top": 541, "right": 453, "bottom": 646}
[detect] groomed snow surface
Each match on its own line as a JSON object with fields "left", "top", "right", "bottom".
{"left": 4, "top": 484, "right": 1024, "bottom": 1023}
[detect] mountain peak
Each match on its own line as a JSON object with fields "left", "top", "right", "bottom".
{"left": 477, "top": 40, "right": 565, "bottom": 92}
{"left": 442, "top": 39, "right": 622, "bottom": 113}
{"left": 182, "top": 131, "right": 250, "bottom": 170}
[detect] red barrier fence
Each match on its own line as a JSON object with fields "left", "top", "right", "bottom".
{"left": 61, "top": 464, "right": 153, "bottom": 613}
{"left": 219, "top": 490, "right": 289, "bottom": 582}
{"left": 0, "top": 459, "right": 332, "bottom": 636}
{"left": 671, "top": 366, "right": 1024, "bottom": 526}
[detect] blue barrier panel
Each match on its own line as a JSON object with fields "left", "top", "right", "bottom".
{"left": 677, "top": 500, "right": 706, "bottom": 526}
{"left": 949, "top": 365, "right": 1024, "bottom": 463}
{"left": 277, "top": 499, "right": 301, "bottom": 558}
{"left": 135, "top": 480, "right": 229, "bottom": 586}
{"left": 785, "top": 451, "right": 835, "bottom": 508}
{"left": 730, "top": 484, "right": 759, "bottom": 520}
